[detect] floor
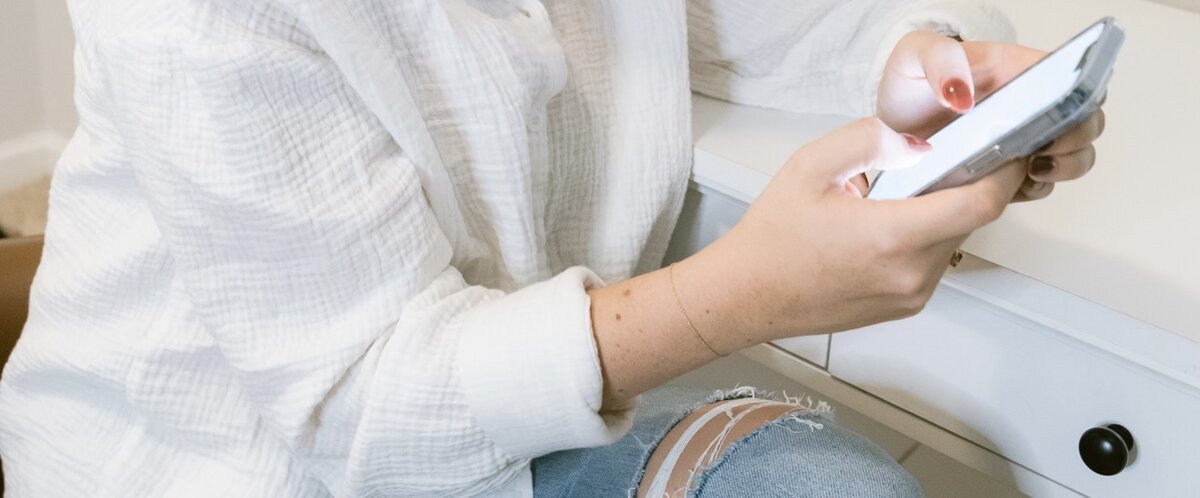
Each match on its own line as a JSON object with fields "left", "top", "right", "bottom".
{"left": 670, "top": 353, "right": 1027, "bottom": 498}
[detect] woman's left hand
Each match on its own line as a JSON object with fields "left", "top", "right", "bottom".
{"left": 872, "top": 31, "right": 1106, "bottom": 202}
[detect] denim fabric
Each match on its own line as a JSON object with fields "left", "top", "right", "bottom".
{"left": 531, "top": 385, "right": 922, "bottom": 498}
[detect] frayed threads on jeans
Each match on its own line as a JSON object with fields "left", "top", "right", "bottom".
{"left": 531, "top": 385, "right": 921, "bottom": 498}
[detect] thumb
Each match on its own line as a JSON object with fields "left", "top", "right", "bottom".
{"left": 795, "top": 118, "right": 930, "bottom": 190}
{"left": 914, "top": 32, "right": 976, "bottom": 113}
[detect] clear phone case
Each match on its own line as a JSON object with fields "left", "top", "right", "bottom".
{"left": 900, "top": 18, "right": 1124, "bottom": 196}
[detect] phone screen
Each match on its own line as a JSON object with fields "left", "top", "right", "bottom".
{"left": 867, "top": 23, "right": 1106, "bottom": 200}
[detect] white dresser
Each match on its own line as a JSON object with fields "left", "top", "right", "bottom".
{"left": 666, "top": 93, "right": 1200, "bottom": 497}
{"left": 666, "top": 1, "right": 1200, "bottom": 488}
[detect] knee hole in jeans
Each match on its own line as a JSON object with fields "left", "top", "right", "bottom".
{"left": 636, "top": 398, "right": 815, "bottom": 497}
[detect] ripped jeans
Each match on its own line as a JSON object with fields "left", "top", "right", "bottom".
{"left": 531, "top": 386, "right": 922, "bottom": 498}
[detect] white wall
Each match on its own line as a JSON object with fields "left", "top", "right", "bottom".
{"left": 1147, "top": 0, "right": 1200, "bottom": 14}
{"left": 0, "top": 0, "right": 75, "bottom": 191}
{"left": 0, "top": 0, "right": 47, "bottom": 140}
{"left": 35, "top": 0, "right": 77, "bottom": 138}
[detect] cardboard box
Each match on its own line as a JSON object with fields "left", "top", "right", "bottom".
{"left": 0, "top": 235, "right": 42, "bottom": 369}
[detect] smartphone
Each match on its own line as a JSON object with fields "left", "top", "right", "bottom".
{"left": 867, "top": 18, "right": 1125, "bottom": 200}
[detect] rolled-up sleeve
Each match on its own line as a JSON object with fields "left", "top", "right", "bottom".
{"left": 457, "top": 267, "right": 632, "bottom": 459}
{"left": 688, "top": 0, "right": 1016, "bottom": 116}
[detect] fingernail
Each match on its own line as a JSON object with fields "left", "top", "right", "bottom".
{"left": 941, "top": 78, "right": 974, "bottom": 112}
{"left": 902, "top": 133, "right": 932, "bottom": 152}
{"left": 844, "top": 181, "right": 864, "bottom": 198}
{"left": 1030, "top": 156, "right": 1055, "bottom": 177}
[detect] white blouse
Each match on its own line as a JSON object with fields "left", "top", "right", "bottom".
{"left": 0, "top": 0, "right": 1011, "bottom": 496}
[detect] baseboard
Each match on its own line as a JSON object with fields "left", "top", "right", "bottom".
{"left": 0, "top": 131, "right": 68, "bottom": 192}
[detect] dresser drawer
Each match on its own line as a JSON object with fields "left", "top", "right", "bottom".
{"left": 829, "top": 256, "right": 1200, "bottom": 497}
{"left": 663, "top": 183, "right": 829, "bottom": 367}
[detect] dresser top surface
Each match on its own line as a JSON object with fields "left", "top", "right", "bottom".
{"left": 691, "top": 94, "right": 1200, "bottom": 344}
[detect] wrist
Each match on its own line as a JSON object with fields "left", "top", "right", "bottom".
{"left": 671, "top": 233, "right": 775, "bottom": 353}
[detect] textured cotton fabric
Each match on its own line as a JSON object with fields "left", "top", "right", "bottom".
{"left": 0, "top": 1, "right": 1011, "bottom": 496}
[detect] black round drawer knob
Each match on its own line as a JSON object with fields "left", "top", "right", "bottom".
{"left": 1079, "top": 424, "right": 1135, "bottom": 476}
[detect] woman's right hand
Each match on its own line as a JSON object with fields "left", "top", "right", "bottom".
{"left": 674, "top": 118, "right": 1027, "bottom": 350}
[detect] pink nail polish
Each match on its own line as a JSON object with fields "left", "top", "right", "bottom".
{"left": 941, "top": 78, "right": 974, "bottom": 112}
{"left": 902, "top": 133, "right": 932, "bottom": 152}
{"left": 844, "top": 181, "right": 864, "bottom": 198}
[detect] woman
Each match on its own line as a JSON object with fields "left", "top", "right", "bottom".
{"left": 0, "top": 0, "right": 1104, "bottom": 496}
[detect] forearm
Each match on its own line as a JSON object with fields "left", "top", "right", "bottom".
{"left": 590, "top": 240, "right": 769, "bottom": 409}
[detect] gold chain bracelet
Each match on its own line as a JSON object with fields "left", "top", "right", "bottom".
{"left": 667, "top": 263, "right": 727, "bottom": 357}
